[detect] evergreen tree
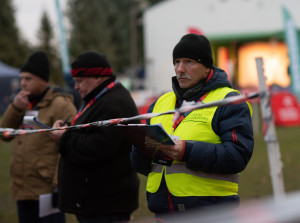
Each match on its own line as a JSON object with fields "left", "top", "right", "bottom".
{"left": 35, "top": 11, "right": 64, "bottom": 86}
{"left": 66, "top": 0, "right": 165, "bottom": 77}
{"left": 0, "top": 0, "right": 30, "bottom": 67}
{"left": 66, "top": 0, "right": 131, "bottom": 73}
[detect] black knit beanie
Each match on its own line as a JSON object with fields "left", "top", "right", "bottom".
{"left": 20, "top": 51, "right": 49, "bottom": 81}
{"left": 71, "top": 51, "right": 113, "bottom": 77}
{"left": 173, "top": 33, "right": 213, "bottom": 68}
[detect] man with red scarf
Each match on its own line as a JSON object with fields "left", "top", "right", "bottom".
{"left": 50, "top": 51, "right": 140, "bottom": 223}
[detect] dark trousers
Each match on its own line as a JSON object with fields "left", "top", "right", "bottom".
{"left": 17, "top": 200, "right": 65, "bottom": 223}
{"left": 75, "top": 214, "right": 130, "bottom": 223}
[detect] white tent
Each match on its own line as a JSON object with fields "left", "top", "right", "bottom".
{"left": 143, "top": 0, "right": 300, "bottom": 94}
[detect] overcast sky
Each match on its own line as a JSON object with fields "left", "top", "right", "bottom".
{"left": 13, "top": 0, "right": 68, "bottom": 45}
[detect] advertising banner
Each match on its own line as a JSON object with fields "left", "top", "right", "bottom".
{"left": 271, "top": 91, "right": 300, "bottom": 127}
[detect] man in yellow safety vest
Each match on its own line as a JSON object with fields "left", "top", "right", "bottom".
{"left": 130, "top": 33, "right": 254, "bottom": 220}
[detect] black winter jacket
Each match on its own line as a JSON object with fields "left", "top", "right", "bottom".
{"left": 131, "top": 67, "right": 254, "bottom": 214}
{"left": 58, "top": 77, "right": 140, "bottom": 216}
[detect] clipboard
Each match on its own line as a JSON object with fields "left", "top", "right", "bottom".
{"left": 23, "top": 116, "right": 51, "bottom": 129}
{"left": 117, "top": 123, "right": 174, "bottom": 165}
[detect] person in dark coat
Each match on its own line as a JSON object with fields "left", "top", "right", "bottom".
{"left": 50, "top": 51, "right": 140, "bottom": 223}
{"left": 130, "top": 34, "right": 254, "bottom": 221}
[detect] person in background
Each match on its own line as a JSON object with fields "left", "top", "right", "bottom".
{"left": 49, "top": 51, "right": 140, "bottom": 223}
{"left": 131, "top": 33, "right": 254, "bottom": 221}
{"left": 0, "top": 51, "right": 77, "bottom": 223}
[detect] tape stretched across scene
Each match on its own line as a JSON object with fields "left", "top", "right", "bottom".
{"left": 0, "top": 91, "right": 261, "bottom": 138}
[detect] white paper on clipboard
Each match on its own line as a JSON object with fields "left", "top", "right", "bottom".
{"left": 39, "top": 193, "right": 61, "bottom": 217}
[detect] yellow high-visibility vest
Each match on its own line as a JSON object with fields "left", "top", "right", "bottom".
{"left": 147, "top": 87, "right": 251, "bottom": 196}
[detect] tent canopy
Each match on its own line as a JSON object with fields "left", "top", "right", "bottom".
{"left": 0, "top": 60, "right": 19, "bottom": 77}
{"left": 0, "top": 61, "right": 19, "bottom": 113}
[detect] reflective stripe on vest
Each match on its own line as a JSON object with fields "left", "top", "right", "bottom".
{"left": 147, "top": 87, "right": 249, "bottom": 197}
{"left": 152, "top": 163, "right": 239, "bottom": 183}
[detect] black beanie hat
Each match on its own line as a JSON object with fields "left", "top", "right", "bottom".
{"left": 71, "top": 51, "right": 113, "bottom": 77}
{"left": 20, "top": 51, "right": 49, "bottom": 81}
{"left": 173, "top": 33, "right": 213, "bottom": 68}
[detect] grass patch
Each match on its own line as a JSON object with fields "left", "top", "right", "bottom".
{"left": 0, "top": 140, "right": 18, "bottom": 223}
{"left": 239, "top": 126, "right": 300, "bottom": 201}
{"left": 1, "top": 126, "right": 300, "bottom": 222}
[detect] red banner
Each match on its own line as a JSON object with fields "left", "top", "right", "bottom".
{"left": 271, "top": 91, "right": 300, "bottom": 127}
